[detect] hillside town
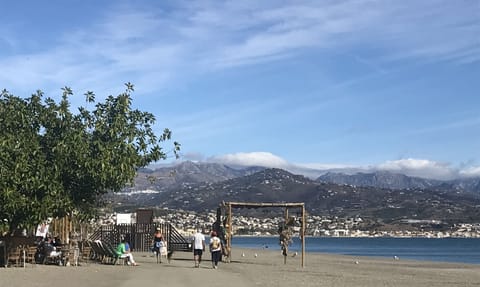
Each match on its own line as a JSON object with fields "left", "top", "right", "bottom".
{"left": 100, "top": 208, "right": 480, "bottom": 238}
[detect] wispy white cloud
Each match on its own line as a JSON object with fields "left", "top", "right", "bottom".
{"left": 0, "top": 8, "right": 184, "bottom": 98}
{"left": 1, "top": 1, "right": 478, "bottom": 174}
{"left": 1, "top": 1, "right": 477, "bottom": 97}
{"left": 163, "top": 98, "right": 266, "bottom": 142}
{"left": 408, "top": 116, "right": 480, "bottom": 136}
{"left": 198, "top": 0, "right": 479, "bottom": 68}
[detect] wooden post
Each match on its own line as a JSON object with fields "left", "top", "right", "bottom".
{"left": 302, "top": 204, "right": 306, "bottom": 268}
{"left": 69, "top": 215, "right": 73, "bottom": 244}
{"left": 284, "top": 207, "right": 289, "bottom": 264}
{"left": 63, "top": 217, "right": 67, "bottom": 243}
{"left": 227, "top": 203, "right": 232, "bottom": 263}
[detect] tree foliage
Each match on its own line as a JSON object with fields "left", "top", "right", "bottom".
{"left": 0, "top": 83, "right": 180, "bottom": 234}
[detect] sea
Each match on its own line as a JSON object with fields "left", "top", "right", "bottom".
{"left": 230, "top": 236, "right": 480, "bottom": 265}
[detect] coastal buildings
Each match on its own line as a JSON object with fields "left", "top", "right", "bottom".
{"left": 99, "top": 209, "right": 480, "bottom": 238}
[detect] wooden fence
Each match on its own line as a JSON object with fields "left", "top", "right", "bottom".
{"left": 89, "top": 223, "right": 191, "bottom": 253}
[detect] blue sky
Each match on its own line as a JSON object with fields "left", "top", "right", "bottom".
{"left": 1, "top": 0, "right": 479, "bottom": 180}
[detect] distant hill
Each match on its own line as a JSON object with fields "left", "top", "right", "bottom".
{"left": 438, "top": 177, "right": 480, "bottom": 193}
{"left": 316, "top": 171, "right": 441, "bottom": 190}
{"left": 129, "top": 161, "right": 265, "bottom": 192}
{"left": 316, "top": 171, "right": 480, "bottom": 193}
{"left": 130, "top": 162, "right": 480, "bottom": 194}
{"left": 111, "top": 167, "right": 480, "bottom": 227}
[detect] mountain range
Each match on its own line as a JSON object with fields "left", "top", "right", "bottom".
{"left": 131, "top": 161, "right": 480, "bottom": 193}
{"left": 108, "top": 161, "right": 480, "bottom": 228}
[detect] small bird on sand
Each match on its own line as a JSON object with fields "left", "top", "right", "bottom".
{"left": 241, "top": 252, "right": 245, "bottom": 257}
{"left": 254, "top": 253, "right": 258, "bottom": 258}
{"left": 355, "top": 260, "right": 359, "bottom": 264}
{"left": 393, "top": 256, "right": 399, "bottom": 260}
{"left": 292, "top": 252, "right": 298, "bottom": 257}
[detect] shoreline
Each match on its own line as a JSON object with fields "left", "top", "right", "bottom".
{"left": 231, "top": 234, "right": 480, "bottom": 238}
{"left": 229, "top": 236, "right": 480, "bottom": 265}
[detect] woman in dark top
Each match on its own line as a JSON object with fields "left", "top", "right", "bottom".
{"left": 152, "top": 227, "right": 165, "bottom": 263}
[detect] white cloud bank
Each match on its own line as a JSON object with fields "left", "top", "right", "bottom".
{"left": 206, "top": 152, "right": 480, "bottom": 180}
{"left": 376, "top": 159, "right": 457, "bottom": 180}
{"left": 209, "top": 152, "right": 289, "bottom": 168}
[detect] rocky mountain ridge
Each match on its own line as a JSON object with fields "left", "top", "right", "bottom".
{"left": 317, "top": 171, "right": 441, "bottom": 190}
{"left": 130, "top": 161, "right": 265, "bottom": 192}
{"left": 317, "top": 171, "right": 480, "bottom": 193}
{"left": 109, "top": 163, "right": 480, "bottom": 229}
{"left": 131, "top": 161, "right": 480, "bottom": 193}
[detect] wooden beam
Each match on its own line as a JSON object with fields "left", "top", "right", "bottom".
{"left": 225, "top": 202, "right": 304, "bottom": 209}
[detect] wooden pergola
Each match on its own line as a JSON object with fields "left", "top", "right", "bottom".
{"left": 222, "top": 201, "right": 306, "bottom": 267}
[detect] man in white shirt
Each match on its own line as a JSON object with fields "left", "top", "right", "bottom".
{"left": 192, "top": 229, "right": 205, "bottom": 268}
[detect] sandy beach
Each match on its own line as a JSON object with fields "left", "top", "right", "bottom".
{"left": 1, "top": 248, "right": 479, "bottom": 287}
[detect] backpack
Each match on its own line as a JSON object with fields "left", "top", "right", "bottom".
{"left": 211, "top": 239, "right": 219, "bottom": 249}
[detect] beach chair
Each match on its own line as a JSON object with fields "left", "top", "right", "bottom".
{"left": 114, "top": 254, "right": 129, "bottom": 266}
{"left": 25, "top": 245, "right": 38, "bottom": 265}
{"left": 61, "top": 247, "right": 79, "bottom": 266}
{"left": 7, "top": 247, "right": 22, "bottom": 267}
{"left": 79, "top": 243, "right": 92, "bottom": 265}
{"left": 90, "top": 240, "right": 107, "bottom": 263}
{"left": 103, "top": 242, "right": 126, "bottom": 265}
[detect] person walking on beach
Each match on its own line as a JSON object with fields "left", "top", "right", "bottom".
{"left": 192, "top": 229, "right": 206, "bottom": 268}
{"left": 209, "top": 231, "right": 222, "bottom": 269}
{"left": 153, "top": 227, "right": 163, "bottom": 242}
{"left": 152, "top": 228, "right": 164, "bottom": 254}
{"left": 152, "top": 227, "right": 166, "bottom": 263}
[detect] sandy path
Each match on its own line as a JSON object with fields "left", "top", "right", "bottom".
{"left": 1, "top": 248, "right": 479, "bottom": 287}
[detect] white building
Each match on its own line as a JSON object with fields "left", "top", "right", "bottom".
{"left": 116, "top": 213, "right": 133, "bottom": 224}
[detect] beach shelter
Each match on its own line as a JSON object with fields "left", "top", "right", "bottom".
{"left": 220, "top": 201, "right": 306, "bottom": 267}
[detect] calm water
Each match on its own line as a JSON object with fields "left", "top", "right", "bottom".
{"left": 230, "top": 236, "right": 480, "bottom": 264}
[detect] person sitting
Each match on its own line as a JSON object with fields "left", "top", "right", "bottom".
{"left": 52, "top": 236, "right": 62, "bottom": 247}
{"left": 116, "top": 239, "right": 138, "bottom": 266}
{"left": 43, "top": 236, "right": 62, "bottom": 264}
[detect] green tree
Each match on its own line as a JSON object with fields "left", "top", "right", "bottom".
{"left": 0, "top": 83, "right": 180, "bottom": 234}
